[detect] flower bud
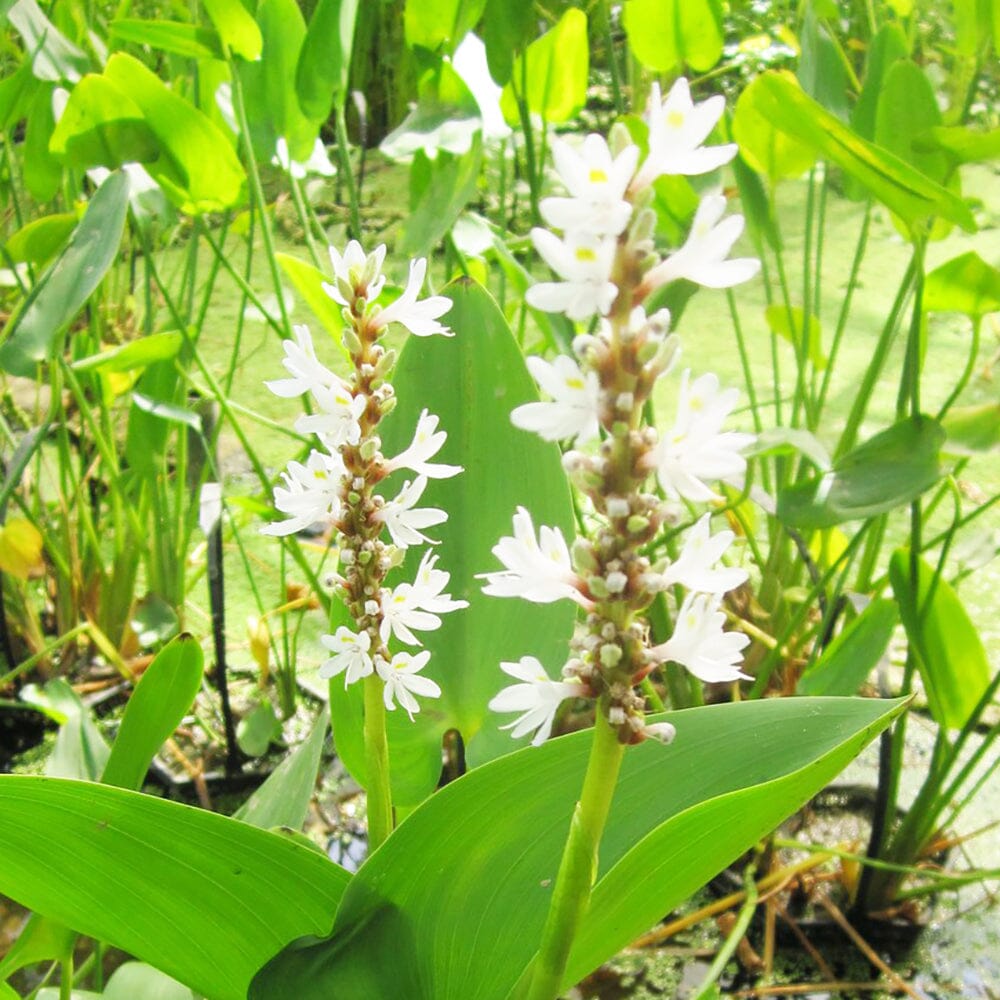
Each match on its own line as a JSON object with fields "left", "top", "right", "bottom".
{"left": 588, "top": 575, "right": 609, "bottom": 599}
{"left": 627, "top": 514, "right": 650, "bottom": 535}
{"left": 642, "top": 722, "right": 677, "bottom": 745}
{"left": 572, "top": 538, "right": 600, "bottom": 574}
{"left": 360, "top": 437, "right": 380, "bottom": 462}
{"left": 608, "top": 121, "right": 633, "bottom": 157}
{"left": 380, "top": 395, "right": 397, "bottom": 416}
{"left": 342, "top": 326, "right": 362, "bottom": 355}
{"left": 374, "top": 349, "right": 396, "bottom": 380}
{"left": 335, "top": 274, "right": 355, "bottom": 305}
{"left": 606, "top": 496, "right": 630, "bottom": 519}
{"left": 605, "top": 571, "right": 628, "bottom": 594}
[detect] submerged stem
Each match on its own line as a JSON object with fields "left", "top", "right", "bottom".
{"left": 525, "top": 711, "right": 626, "bottom": 1000}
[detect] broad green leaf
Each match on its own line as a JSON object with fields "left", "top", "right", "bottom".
{"left": 499, "top": 8, "right": 588, "bottom": 125}
{"left": 0, "top": 914, "right": 76, "bottom": 981}
{"left": 23, "top": 83, "right": 61, "bottom": 201}
{"left": 71, "top": 331, "right": 184, "bottom": 374}
{"left": 203, "top": 0, "right": 263, "bottom": 60}
{"left": 777, "top": 416, "right": 944, "bottom": 529}
{"left": 251, "top": 697, "right": 905, "bottom": 1000}
{"left": 749, "top": 427, "right": 831, "bottom": 471}
{"left": 329, "top": 279, "right": 577, "bottom": 806}
{"left": 481, "top": 0, "right": 536, "bottom": 85}
{"left": 49, "top": 74, "right": 159, "bottom": 171}
{"left": 235, "top": 705, "right": 329, "bottom": 831}
{"left": 797, "top": 4, "right": 849, "bottom": 120}
{"left": 103, "top": 53, "right": 245, "bottom": 213}
{"left": 404, "top": 0, "right": 487, "bottom": 54}
{"left": 733, "top": 75, "right": 817, "bottom": 182}
{"left": 237, "top": 699, "right": 283, "bottom": 757}
{"left": 238, "top": 0, "right": 316, "bottom": 163}
{"left": 109, "top": 19, "right": 223, "bottom": 60}
{"left": 943, "top": 403, "right": 1000, "bottom": 454}
{"left": 918, "top": 124, "right": 1000, "bottom": 164}
{"left": 924, "top": 251, "right": 1000, "bottom": 317}
{"left": 103, "top": 962, "right": 194, "bottom": 1000}
{"left": 297, "top": 0, "right": 359, "bottom": 120}
{"left": 751, "top": 71, "right": 976, "bottom": 234}
{"left": 275, "top": 252, "right": 345, "bottom": 342}
{"left": 851, "top": 23, "right": 909, "bottom": 142}
{"left": 7, "top": 0, "right": 89, "bottom": 82}
{"left": 765, "top": 303, "right": 827, "bottom": 369}
{"left": 131, "top": 392, "right": 201, "bottom": 430}
{"left": 0, "top": 61, "right": 37, "bottom": 129}
{"left": 731, "top": 153, "right": 780, "bottom": 252}
{"left": 622, "top": 0, "right": 723, "bottom": 74}
{"left": 0, "top": 171, "right": 129, "bottom": 377}
{"left": 889, "top": 549, "right": 992, "bottom": 730}
{"left": 798, "top": 598, "right": 898, "bottom": 696}
{"left": 3, "top": 212, "right": 76, "bottom": 266}
{"left": 0, "top": 777, "right": 350, "bottom": 1000}
{"left": 101, "top": 634, "right": 204, "bottom": 791}
{"left": 399, "top": 138, "right": 483, "bottom": 258}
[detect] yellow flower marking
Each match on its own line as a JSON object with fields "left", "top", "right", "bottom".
{"left": 575, "top": 247, "right": 597, "bottom": 263}
{"left": 667, "top": 110, "right": 686, "bottom": 128}
{"left": 588, "top": 168, "right": 608, "bottom": 183}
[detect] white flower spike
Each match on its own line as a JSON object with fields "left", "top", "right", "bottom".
{"left": 376, "top": 650, "right": 441, "bottom": 720}
{"left": 649, "top": 592, "right": 750, "bottom": 684}
{"left": 323, "top": 241, "right": 387, "bottom": 306}
{"left": 375, "top": 475, "right": 447, "bottom": 548}
{"left": 659, "top": 514, "right": 748, "bottom": 594}
{"left": 261, "top": 450, "right": 345, "bottom": 537}
{"left": 510, "top": 355, "right": 601, "bottom": 446}
{"left": 294, "top": 383, "right": 367, "bottom": 450}
{"left": 650, "top": 370, "right": 755, "bottom": 502}
{"left": 632, "top": 78, "right": 738, "bottom": 189}
{"left": 643, "top": 195, "right": 760, "bottom": 292}
{"left": 372, "top": 257, "right": 453, "bottom": 336}
{"left": 479, "top": 507, "right": 591, "bottom": 608}
{"left": 265, "top": 324, "right": 345, "bottom": 400}
{"left": 319, "top": 626, "right": 375, "bottom": 686}
{"left": 526, "top": 229, "right": 618, "bottom": 321}
{"left": 383, "top": 409, "right": 463, "bottom": 479}
{"left": 380, "top": 550, "right": 468, "bottom": 646}
{"left": 489, "top": 656, "right": 583, "bottom": 746}
{"left": 541, "top": 134, "right": 639, "bottom": 237}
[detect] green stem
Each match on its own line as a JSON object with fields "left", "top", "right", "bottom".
{"left": 525, "top": 711, "right": 626, "bottom": 1000}
{"left": 334, "top": 104, "right": 362, "bottom": 239}
{"left": 363, "top": 671, "right": 393, "bottom": 853}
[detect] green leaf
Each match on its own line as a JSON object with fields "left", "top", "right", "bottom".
{"left": 71, "top": 331, "right": 184, "bottom": 374}
{"left": 749, "top": 427, "right": 831, "bottom": 470}
{"left": 251, "top": 697, "right": 906, "bottom": 1000}
{"left": 924, "top": 251, "right": 1000, "bottom": 317}
{"left": 918, "top": 124, "right": 1000, "bottom": 164}
{"left": 798, "top": 598, "right": 898, "bottom": 696}
{"left": 0, "top": 171, "right": 129, "bottom": 377}
{"left": 296, "top": 0, "right": 359, "bottom": 120}
{"left": 765, "top": 303, "right": 827, "bottom": 369}
{"left": 0, "top": 776, "right": 349, "bottom": 1000}
{"left": 131, "top": 392, "right": 202, "bottom": 430}
{"left": 622, "top": 0, "right": 723, "bottom": 74}
{"left": 109, "top": 19, "right": 223, "bottom": 60}
{"left": 23, "top": 83, "right": 61, "bottom": 201}
{"left": 942, "top": 402, "right": 1000, "bottom": 454}
{"left": 777, "top": 416, "right": 944, "bottom": 529}
{"left": 751, "top": 71, "right": 976, "bottom": 234}
{"left": 3, "top": 212, "right": 76, "bottom": 267}
{"left": 732, "top": 74, "right": 817, "bottom": 182}
{"left": 7, "top": 0, "right": 89, "bottom": 83}
{"left": 797, "top": 3, "right": 849, "bottom": 120}
{"left": 399, "top": 138, "right": 483, "bottom": 258}
{"left": 103, "top": 962, "right": 195, "bottom": 1000}
{"left": 851, "top": 23, "right": 909, "bottom": 142}
{"left": 329, "top": 279, "right": 577, "bottom": 806}
{"left": 481, "top": 0, "right": 536, "bottom": 85}
{"left": 237, "top": 699, "right": 283, "bottom": 757}
{"left": 202, "top": 0, "right": 263, "bottom": 60}
{"left": 0, "top": 914, "right": 77, "bottom": 981}
{"left": 235, "top": 705, "right": 329, "bottom": 831}
{"left": 275, "top": 252, "right": 346, "bottom": 342}
{"left": 49, "top": 74, "right": 159, "bottom": 171}
{"left": 0, "top": 61, "right": 37, "bottom": 130}
{"left": 889, "top": 549, "right": 992, "bottom": 731}
{"left": 102, "top": 53, "right": 245, "bottom": 213}
{"left": 101, "top": 634, "right": 204, "bottom": 791}
{"left": 404, "top": 0, "right": 487, "bottom": 54}
{"left": 499, "top": 8, "right": 588, "bottom": 125}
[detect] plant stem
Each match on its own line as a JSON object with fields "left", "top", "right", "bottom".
{"left": 525, "top": 710, "right": 626, "bottom": 1000}
{"left": 334, "top": 104, "right": 362, "bottom": 239}
{"left": 363, "top": 672, "right": 393, "bottom": 853}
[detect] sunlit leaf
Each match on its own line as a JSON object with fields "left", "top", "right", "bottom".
{"left": 918, "top": 124, "right": 1000, "bottom": 164}
{"left": 71, "top": 331, "right": 184, "bottom": 374}
{"left": 23, "top": 83, "right": 61, "bottom": 201}
{"left": 942, "top": 402, "right": 1000, "bottom": 454}
{"left": 923, "top": 251, "right": 1000, "bottom": 317}
{"left": 297, "top": 0, "right": 359, "bottom": 119}
{"left": 252, "top": 697, "right": 905, "bottom": 999}
{"left": 797, "top": 4, "right": 849, "bottom": 120}
{"left": 3, "top": 212, "right": 77, "bottom": 267}
{"left": 889, "top": 549, "right": 992, "bottom": 731}
{"left": 622, "top": 0, "right": 723, "bottom": 74}
{"left": 7, "top": 0, "right": 89, "bottom": 82}
{"left": 404, "top": 0, "right": 487, "bottom": 54}
{"left": 109, "top": 19, "right": 223, "bottom": 60}
{"left": 733, "top": 74, "right": 817, "bottom": 182}
{"left": 202, "top": 0, "right": 263, "bottom": 60}
{"left": 851, "top": 22, "right": 908, "bottom": 142}
{"left": 765, "top": 303, "right": 827, "bottom": 369}
{"left": 481, "top": 0, "right": 536, "bottom": 85}
{"left": 0, "top": 516, "right": 44, "bottom": 579}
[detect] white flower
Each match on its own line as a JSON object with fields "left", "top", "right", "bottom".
{"left": 478, "top": 507, "right": 590, "bottom": 607}
{"left": 510, "top": 355, "right": 601, "bottom": 446}
{"left": 273, "top": 136, "right": 337, "bottom": 180}
{"left": 526, "top": 229, "right": 618, "bottom": 321}
{"left": 294, "top": 383, "right": 367, "bottom": 449}
{"left": 632, "top": 78, "right": 738, "bottom": 189}
{"left": 376, "top": 650, "right": 441, "bottom": 720}
{"left": 375, "top": 475, "right": 447, "bottom": 548}
{"left": 659, "top": 514, "right": 748, "bottom": 594}
{"left": 383, "top": 409, "right": 462, "bottom": 479}
{"left": 380, "top": 551, "right": 468, "bottom": 646}
{"left": 198, "top": 482, "right": 223, "bottom": 537}
{"left": 323, "top": 241, "right": 388, "bottom": 307}
{"left": 540, "top": 134, "right": 639, "bottom": 237}
{"left": 648, "top": 593, "right": 750, "bottom": 684}
{"left": 319, "top": 626, "right": 375, "bottom": 686}
{"left": 642, "top": 195, "right": 760, "bottom": 291}
{"left": 371, "top": 258, "right": 453, "bottom": 336}
{"left": 650, "top": 370, "right": 755, "bottom": 502}
{"left": 266, "top": 324, "right": 345, "bottom": 399}
{"left": 261, "top": 450, "right": 345, "bottom": 537}
{"left": 488, "top": 656, "right": 582, "bottom": 746}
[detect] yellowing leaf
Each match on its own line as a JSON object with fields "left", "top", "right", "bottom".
{"left": 0, "top": 517, "right": 44, "bottom": 579}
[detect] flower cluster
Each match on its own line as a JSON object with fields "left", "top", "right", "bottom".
{"left": 484, "top": 79, "right": 756, "bottom": 746}
{"left": 264, "top": 242, "right": 467, "bottom": 719}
